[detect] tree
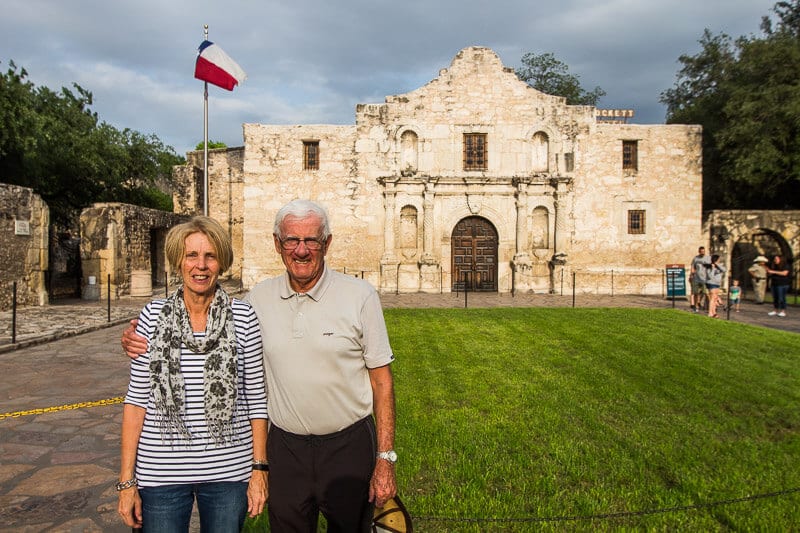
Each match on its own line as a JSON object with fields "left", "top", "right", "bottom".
{"left": 0, "top": 61, "right": 184, "bottom": 225}
{"left": 195, "top": 140, "right": 227, "bottom": 150}
{"left": 660, "top": 0, "right": 800, "bottom": 209}
{"left": 516, "top": 52, "right": 606, "bottom": 106}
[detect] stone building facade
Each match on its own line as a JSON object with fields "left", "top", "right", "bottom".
{"left": 79, "top": 203, "right": 187, "bottom": 299}
{"left": 176, "top": 47, "right": 704, "bottom": 295}
{"left": 0, "top": 183, "right": 49, "bottom": 310}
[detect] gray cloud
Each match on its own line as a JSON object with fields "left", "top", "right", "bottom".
{"left": 1, "top": 0, "right": 776, "bottom": 154}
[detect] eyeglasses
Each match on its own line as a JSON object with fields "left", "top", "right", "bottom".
{"left": 279, "top": 237, "right": 325, "bottom": 251}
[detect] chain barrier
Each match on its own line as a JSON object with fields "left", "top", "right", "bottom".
{"left": 413, "top": 486, "right": 800, "bottom": 525}
{"left": 0, "top": 396, "right": 124, "bottom": 421}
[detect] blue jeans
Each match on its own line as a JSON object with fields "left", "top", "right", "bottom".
{"left": 139, "top": 482, "right": 247, "bottom": 533}
{"left": 772, "top": 284, "right": 789, "bottom": 310}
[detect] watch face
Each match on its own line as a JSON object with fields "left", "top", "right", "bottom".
{"left": 387, "top": 451, "right": 398, "bottom": 462}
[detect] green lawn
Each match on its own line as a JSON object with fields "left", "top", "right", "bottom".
{"left": 246, "top": 307, "right": 800, "bottom": 531}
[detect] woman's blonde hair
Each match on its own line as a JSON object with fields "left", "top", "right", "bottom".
{"left": 164, "top": 216, "right": 233, "bottom": 274}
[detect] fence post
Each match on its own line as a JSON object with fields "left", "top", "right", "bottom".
{"left": 572, "top": 271, "right": 576, "bottom": 308}
{"left": 11, "top": 281, "right": 17, "bottom": 344}
{"left": 107, "top": 274, "right": 111, "bottom": 322}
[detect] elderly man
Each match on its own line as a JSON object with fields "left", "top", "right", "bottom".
{"left": 748, "top": 255, "right": 769, "bottom": 304}
{"left": 123, "top": 200, "right": 397, "bottom": 532}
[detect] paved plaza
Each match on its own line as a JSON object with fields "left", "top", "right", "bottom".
{"left": 0, "top": 291, "right": 797, "bottom": 531}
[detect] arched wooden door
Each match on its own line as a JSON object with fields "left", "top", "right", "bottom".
{"left": 451, "top": 216, "right": 498, "bottom": 291}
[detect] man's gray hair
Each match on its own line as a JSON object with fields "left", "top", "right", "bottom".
{"left": 273, "top": 199, "right": 331, "bottom": 239}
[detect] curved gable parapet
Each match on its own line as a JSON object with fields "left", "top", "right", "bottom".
{"left": 389, "top": 47, "right": 565, "bottom": 101}
{"left": 372, "top": 47, "right": 586, "bottom": 127}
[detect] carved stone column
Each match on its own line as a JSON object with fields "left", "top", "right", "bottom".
{"left": 511, "top": 178, "right": 532, "bottom": 293}
{"left": 419, "top": 179, "right": 440, "bottom": 292}
{"left": 378, "top": 177, "right": 399, "bottom": 292}
{"left": 421, "top": 181, "right": 435, "bottom": 263}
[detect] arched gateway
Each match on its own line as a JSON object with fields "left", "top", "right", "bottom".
{"left": 451, "top": 216, "right": 498, "bottom": 292}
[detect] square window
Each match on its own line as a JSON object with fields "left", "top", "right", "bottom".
{"left": 303, "top": 141, "right": 319, "bottom": 170}
{"left": 628, "top": 209, "right": 646, "bottom": 234}
{"left": 463, "top": 133, "right": 487, "bottom": 171}
{"left": 622, "top": 140, "right": 638, "bottom": 171}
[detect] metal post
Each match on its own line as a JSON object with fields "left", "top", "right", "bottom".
{"left": 726, "top": 273, "right": 732, "bottom": 320}
{"left": 11, "top": 281, "right": 17, "bottom": 344}
{"left": 464, "top": 270, "right": 469, "bottom": 308}
{"left": 572, "top": 271, "right": 576, "bottom": 308}
{"left": 107, "top": 274, "right": 111, "bottom": 322}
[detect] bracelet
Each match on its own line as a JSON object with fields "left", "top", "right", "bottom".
{"left": 252, "top": 460, "right": 269, "bottom": 472}
{"left": 115, "top": 478, "right": 138, "bottom": 491}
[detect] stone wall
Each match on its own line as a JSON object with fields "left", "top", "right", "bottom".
{"left": 0, "top": 183, "right": 49, "bottom": 310}
{"left": 173, "top": 147, "right": 246, "bottom": 280}
{"left": 79, "top": 203, "right": 187, "bottom": 299}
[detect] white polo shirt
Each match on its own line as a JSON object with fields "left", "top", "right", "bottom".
{"left": 245, "top": 266, "right": 394, "bottom": 435}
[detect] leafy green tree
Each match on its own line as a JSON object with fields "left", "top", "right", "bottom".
{"left": 661, "top": 0, "right": 800, "bottom": 209}
{"left": 516, "top": 52, "right": 606, "bottom": 106}
{"left": 0, "top": 61, "right": 184, "bottom": 225}
{"left": 195, "top": 140, "right": 227, "bottom": 150}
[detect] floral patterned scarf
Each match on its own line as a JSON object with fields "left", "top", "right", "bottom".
{"left": 148, "top": 284, "right": 238, "bottom": 445}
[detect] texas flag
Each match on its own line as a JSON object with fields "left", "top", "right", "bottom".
{"left": 194, "top": 40, "right": 247, "bottom": 91}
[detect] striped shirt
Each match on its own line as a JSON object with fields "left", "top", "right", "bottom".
{"left": 125, "top": 298, "right": 267, "bottom": 487}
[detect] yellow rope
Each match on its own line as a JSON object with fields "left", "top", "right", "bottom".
{"left": 0, "top": 396, "right": 125, "bottom": 420}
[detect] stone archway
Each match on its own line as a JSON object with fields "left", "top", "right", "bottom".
{"left": 451, "top": 216, "right": 498, "bottom": 292}
{"left": 706, "top": 210, "right": 799, "bottom": 296}
{"left": 730, "top": 229, "right": 791, "bottom": 292}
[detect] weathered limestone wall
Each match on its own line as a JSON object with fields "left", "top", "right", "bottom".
{"left": 80, "top": 203, "right": 187, "bottom": 299}
{"left": 0, "top": 183, "right": 49, "bottom": 310}
{"left": 174, "top": 148, "right": 246, "bottom": 280}
{"left": 240, "top": 125, "right": 382, "bottom": 287}
{"left": 568, "top": 123, "right": 704, "bottom": 293}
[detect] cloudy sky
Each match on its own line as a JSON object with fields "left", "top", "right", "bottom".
{"left": 2, "top": 0, "right": 777, "bottom": 155}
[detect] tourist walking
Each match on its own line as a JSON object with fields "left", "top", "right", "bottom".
{"left": 766, "top": 255, "right": 791, "bottom": 317}
{"left": 690, "top": 246, "right": 710, "bottom": 312}
{"left": 705, "top": 254, "right": 726, "bottom": 318}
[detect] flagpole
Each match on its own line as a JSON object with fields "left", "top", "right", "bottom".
{"left": 203, "top": 24, "right": 209, "bottom": 217}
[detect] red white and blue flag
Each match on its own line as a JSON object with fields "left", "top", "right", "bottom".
{"left": 194, "top": 40, "right": 247, "bottom": 91}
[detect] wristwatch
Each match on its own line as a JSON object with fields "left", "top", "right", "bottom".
{"left": 377, "top": 450, "right": 398, "bottom": 464}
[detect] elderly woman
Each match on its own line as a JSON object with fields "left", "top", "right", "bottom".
{"left": 117, "top": 216, "right": 268, "bottom": 532}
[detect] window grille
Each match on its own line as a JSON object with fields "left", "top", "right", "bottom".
{"left": 303, "top": 141, "right": 319, "bottom": 170}
{"left": 622, "top": 140, "right": 638, "bottom": 171}
{"left": 628, "top": 209, "right": 646, "bottom": 234}
{"left": 463, "top": 133, "right": 487, "bottom": 171}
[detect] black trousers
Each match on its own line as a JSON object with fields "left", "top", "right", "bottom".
{"left": 267, "top": 417, "right": 377, "bottom": 532}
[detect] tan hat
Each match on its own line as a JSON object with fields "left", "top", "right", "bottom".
{"left": 754, "top": 255, "right": 768, "bottom": 263}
